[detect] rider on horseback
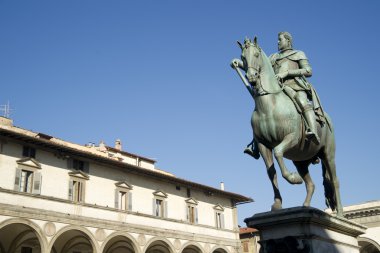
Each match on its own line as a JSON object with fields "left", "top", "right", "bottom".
{"left": 245, "top": 32, "right": 321, "bottom": 159}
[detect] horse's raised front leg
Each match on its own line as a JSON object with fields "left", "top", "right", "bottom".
{"left": 273, "top": 133, "right": 303, "bottom": 184}
{"left": 293, "top": 160, "right": 314, "bottom": 207}
{"left": 257, "top": 142, "right": 282, "bottom": 210}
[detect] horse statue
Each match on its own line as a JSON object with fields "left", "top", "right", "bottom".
{"left": 231, "top": 37, "right": 343, "bottom": 216}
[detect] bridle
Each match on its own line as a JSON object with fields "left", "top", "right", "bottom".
{"left": 244, "top": 45, "right": 284, "bottom": 96}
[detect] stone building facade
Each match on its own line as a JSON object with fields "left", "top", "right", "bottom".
{"left": 239, "top": 228, "right": 259, "bottom": 253}
{"left": 0, "top": 117, "right": 252, "bottom": 253}
{"left": 344, "top": 201, "right": 380, "bottom": 253}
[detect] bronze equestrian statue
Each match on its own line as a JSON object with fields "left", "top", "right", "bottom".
{"left": 231, "top": 33, "right": 343, "bottom": 217}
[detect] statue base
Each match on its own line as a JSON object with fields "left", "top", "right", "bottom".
{"left": 244, "top": 207, "right": 366, "bottom": 253}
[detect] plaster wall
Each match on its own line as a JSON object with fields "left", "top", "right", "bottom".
{"left": 0, "top": 139, "right": 238, "bottom": 240}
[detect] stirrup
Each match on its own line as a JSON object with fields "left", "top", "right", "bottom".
{"left": 244, "top": 147, "right": 260, "bottom": 159}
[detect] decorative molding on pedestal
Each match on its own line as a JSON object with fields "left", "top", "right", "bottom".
{"left": 245, "top": 207, "right": 367, "bottom": 253}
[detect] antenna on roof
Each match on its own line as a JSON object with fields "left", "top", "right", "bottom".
{"left": 0, "top": 101, "right": 12, "bottom": 118}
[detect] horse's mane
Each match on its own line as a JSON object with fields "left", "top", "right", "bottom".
{"left": 258, "top": 47, "right": 275, "bottom": 76}
{"left": 256, "top": 46, "right": 278, "bottom": 86}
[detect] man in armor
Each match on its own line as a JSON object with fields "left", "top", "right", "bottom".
{"left": 245, "top": 31, "right": 321, "bottom": 158}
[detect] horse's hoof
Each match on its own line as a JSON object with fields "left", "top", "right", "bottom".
{"left": 244, "top": 147, "right": 260, "bottom": 160}
{"left": 271, "top": 200, "right": 282, "bottom": 211}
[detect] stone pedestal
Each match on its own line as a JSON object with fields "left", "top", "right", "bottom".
{"left": 245, "top": 207, "right": 366, "bottom": 253}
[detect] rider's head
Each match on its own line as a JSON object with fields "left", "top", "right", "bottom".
{"left": 278, "top": 31, "right": 293, "bottom": 51}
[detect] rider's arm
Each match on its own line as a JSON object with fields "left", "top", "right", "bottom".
{"left": 287, "top": 59, "right": 312, "bottom": 78}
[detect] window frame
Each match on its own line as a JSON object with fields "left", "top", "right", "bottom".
{"left": 152, "top": 190, "right": 168, "bottom": 218}
{"left": 67, "top": 157, "right": 89, "bottom": 174}
{"left": 213, "top": 204, "right": 225, "bottom": 229}
{"left": 72, "top": 179, "right": 85, "bottom": 203}
{"left": 185, "top": 197, "right": 198, "bottom": 224}
{"left": 14, "top": 158, "right": 42, "bottom": 194}
{"left": 155, "top": 198, "right": 164, "bottom": 217}
{"left": 114, "top": 181, "right": 133, "bottom": 211}
{"left": 68, "top": 171, "right": 89, "bottom": 203}
{"left": 22, "top": 146, "right": 36, "bottom": 158}
{"left": 19, "top": 169, "right": 34, "bottom": 193}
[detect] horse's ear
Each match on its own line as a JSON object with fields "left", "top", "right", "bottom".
{"left": 237, "top": 41, "right": 243, "bottom": 49}
{"left": 253, "top": 36, "right": 258, "bottom": 45}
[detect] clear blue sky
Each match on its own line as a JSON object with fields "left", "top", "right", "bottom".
{"left": 1, "top": 1, "right": 379, "bottom": 226}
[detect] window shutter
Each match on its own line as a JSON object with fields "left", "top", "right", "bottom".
{"left": 164, "top": 200, "right": 168, "bottom": 218}
{"left": 195, "top": 207, "right": 199, "bottom": 224}
{"left": 32, "top": 172, "right": 42, "bottom": 194}
{"left": 152, "top": 199, "right": 156, "bottom": 215}
{"left": 221, "top": 213, "right": 225, "bottom": 229}
{"left": 83, "top": 161, "right": 89, "bottom": 174}
{"left": 186, "top": 205, "right": 190, "bottom": 222}
{"left": 114, "top": 189, "right": 119, "bottom": 209}
{"left": 81, "top": 181, "right": 86, "bottom": 202}
{"left": 14, "top": 168, "right": 22, "bottom": 191}
{"left": 67, "top": 158, "right": 73, "bottom": 170}
{"left": 68, "top": 179, "right": 73, "bottom": 200}
{"left": 128, "top": 192, "right": 133, "bottom": 211}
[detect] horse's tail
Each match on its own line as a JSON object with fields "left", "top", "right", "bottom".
{"left": 322, "top": 162, "right": 337, "bottom": 211}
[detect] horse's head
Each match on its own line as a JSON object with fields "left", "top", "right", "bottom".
{"left": 238, "top": 36, "right": 262, "bottom": 85}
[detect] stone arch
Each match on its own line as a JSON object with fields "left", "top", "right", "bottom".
{"left": 210, "top": 245, "right": 229, "bottom": 253}
{"left": 358, "top": 237, "right": 380, "bottom": 253}
{"left": 0, "top": 218, "right": 48, "bottom": 253}
{"left": 144, "top": 237, "right": 175, "bottom": 253}
{"left": 48, "top": 225, "right": 99, "bottom": 253}
{"left": 101, "top": 232, "right": 140, "bottom": 253}
{"left": 180, "top": 242, "right": 204, "bottom": 253}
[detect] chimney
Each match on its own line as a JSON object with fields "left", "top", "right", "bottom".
{"left": 220, "top": 182, "right": 225, "bottom": 191}
{"left": 0, "top": 116, "right": 13, "bottom": 127}
{"left": 115, "top": 139, "right": 122, "bottom": 151}
{"left": 98, "top": 140, "right": 107, "bottom": 152}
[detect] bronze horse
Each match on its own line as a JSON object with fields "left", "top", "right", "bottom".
{"left": 231, "top": 37, "right": 343, "bottom": 216}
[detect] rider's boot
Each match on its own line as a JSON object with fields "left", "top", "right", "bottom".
{"left": 304, "top": 105, "right": 320, "bottom": 145}
{"left": 244, "top": 140, "right": 260, "bottom": 159}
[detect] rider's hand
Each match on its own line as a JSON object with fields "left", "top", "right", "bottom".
{"left": 275, "top": 71, "right": 288, "bottom": 80}
{"left": 230, "top": 59, "right": 240, "bottom": 69}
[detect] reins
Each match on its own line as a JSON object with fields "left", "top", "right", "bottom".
{"left": 256, "top": 72, "right": 285, "bottom": 96}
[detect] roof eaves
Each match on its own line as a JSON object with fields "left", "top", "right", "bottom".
{"left": 0, "top": 127, "right": 253, "bottom": 203}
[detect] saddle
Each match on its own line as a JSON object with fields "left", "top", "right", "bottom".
{"left": 281, "top": 78, "right": 331, "bottom": 131}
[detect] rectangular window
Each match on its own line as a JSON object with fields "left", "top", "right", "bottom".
{"left": 188, "top": 206, "right": 195, "bottom": 223}
{"left": 215, "top": 212, "right": 224, "bottom": 229}
{"left": 119, "top": 191, "right": 127, "bottom": 210}
{"left": 243, "top": 241, "right": 249, "bottom": 252}
{"left": 20, "top": 170, "right": 33, "bottom": 193}
{"left": 155, "top": 199, "right": 163, "bottom": 217}
{"left": 152, "top": 194, "right": 167, "bottom": 218}
{"left": 73, "top": 159, "right": 85, "bottom": 171}
{"left": 22, "top": 146, "right": 36, "bottom": 158}
{"left": 14, "top": 169, "right": 41, "bottom": 194}
{"left": 68, "top": 158, "right": 89, "bottom": 173}
{"left": 115, "top": 189, "right": 132, "bottom": 211}
{"left": 73, "top": 180, "right": 84, "bottom": 202}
